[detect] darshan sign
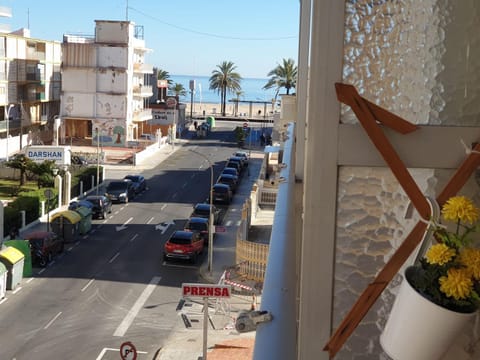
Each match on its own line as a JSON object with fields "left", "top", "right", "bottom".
{"left": 25, "top": 145, "right": 71, "bottom": 166}
{"left": 182, "top": 283, "right": 231, "bottom": 299}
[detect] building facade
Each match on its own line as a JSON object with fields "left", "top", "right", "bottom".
{"left": 60, "top": 20, "right": 153, "bottom": 147}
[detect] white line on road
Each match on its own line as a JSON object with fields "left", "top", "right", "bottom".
{"left": 130, "top": 234, "right": 139, "bottom": 242}
{"left": 38, "top": 268, "right": 46, "bottom": 275}
{"left": 225, "top": 220, "right": 232, "bottom": 226}
{"left": 182, "top": 182, "right": 188, "bottom": 188}
{"left": 26, "top": 278, "right": 34, "bottom": 284}
{"left": 109, "top": 252, "right": 120, "bottom": 263}
{"left": 161, "top": 204, "right": 167, "bottom": 211}
{"left": 81, "top": 278, "right": 95, "bottom": 292}
{"left": 12, "top": 286, "right": 22, "bottom": 294}
{"left": 113, "top": 276, "right": 161, "bottom": 337}
{"left": 191, "top": 174, "right": 195, "bottom": 179}
{"left": 146, "top": 217, "right": 154, "bottom": 224}
{"left": 44, "top": 311, "right": 62, "bottom": 329}
{"left": 67, "top": 246, "right": 74, "bottom": 251}
{"left": 0, "top": 298, "right": 6, "bottom": 305}
{"left": 172, "top": 193, "right": 177, "bottom": 199}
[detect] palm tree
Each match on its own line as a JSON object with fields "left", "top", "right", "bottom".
{"left": 263, "top": 58, "right": 298, "bottom": 98}
{"left": 157, "top": 68, "right": 172, "bottom": 102}
{"left": 209, "top": 61, "right": 242, "bottom": 116}
{"left": 169, "top": 83, "right": 187, "bottom": 98}
{"left": 234, "top": 90, "right": 244, "bottom": 116}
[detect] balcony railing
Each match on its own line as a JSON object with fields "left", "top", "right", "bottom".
{"left": 133, "top": 63, "right": 153, "bottom": 73}
{"left": 132, "top": 84, "right": 153, "bottom": 97}
{"left": 253, "top": 122, "right": 297, "bottom": 360}
{"left": 132, "top": 108, "right": 152, "bottom": 122}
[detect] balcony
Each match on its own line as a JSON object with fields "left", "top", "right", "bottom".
{"left": 132, "top": 108, "right": 152, "bottom": 122}
{"left": 133, "top": 63, "right": 153, "bottom": 73}
{"left": 132, "top": 84, "right": 153, "bottom": 98}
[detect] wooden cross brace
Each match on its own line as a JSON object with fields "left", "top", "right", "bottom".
{"left": 324, "top": 83, "right": 480, "bottom": 358}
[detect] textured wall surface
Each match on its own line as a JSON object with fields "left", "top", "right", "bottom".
{"left": 335, "top": 1, "right": 480, "bottom": 359}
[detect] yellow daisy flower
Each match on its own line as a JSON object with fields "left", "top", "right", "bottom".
{"left": 459, "top": 248, "right": 480, "bottom": 280}
{"left": 439, "top": 268, "right": 473, "bottom": 300}
{"left": 442, "top": 196, "right": 479, "bottom": 224}
{"left": 425, "top": 243, "right": 456, "bottom": 265}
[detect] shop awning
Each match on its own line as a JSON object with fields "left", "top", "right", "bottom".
{"left": 0, "top": 246, "right": 25, "bottom": 265}
{"left": 50, "top": 210, "right": 82, "bottom": 224}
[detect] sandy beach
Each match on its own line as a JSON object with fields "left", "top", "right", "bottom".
{"left": 185, "top": 101, "right": 279, "bottom": 118}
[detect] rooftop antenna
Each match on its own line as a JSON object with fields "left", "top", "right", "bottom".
{"left": 126, "top": 0, "right": 128, "bottom": 20}
{"left": 27, "top": 8, "right": 30, "bottom": 29}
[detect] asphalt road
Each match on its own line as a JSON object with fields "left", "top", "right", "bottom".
{"left": 0, "top": 126, "right": 240, "bottom": 360}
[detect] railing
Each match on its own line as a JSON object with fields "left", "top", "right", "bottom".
{"left": 133, "top": 63, "right": 153, "bottom": 73}
{"left": 132, "top": 108, "right": 152, "bottom": 122}
{"left": 260, "top": 187, "right": 277, "bottom": 206}
{"left": 132, "top": 84, "right": 153, "bottom": 97}
{"left": 253, "top": 122, "right": 297, "bottom": 360}
{"left": 235, "top": 238, "right": 269, "bottom": 282}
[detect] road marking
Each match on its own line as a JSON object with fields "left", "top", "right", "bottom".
{"left": 38, "top": 268, "right": 46, "bottom": 275}
{"left": 191, "top": 174, "right": 195, "bottom": 179}
{"left": 161, "top": 204, "right": 167, "bottom": 211}
{"left": 162, "top": 262, "right": 196, "bottom": 269}
{"left": 12, "top": 286, "right": 22, "bottom": 294}
{"left": 96, "top": 347, "right": 148, "bottom": 360}
{"left": 146, "top": 217, "right": 154, "bottom": 224}
{"left": 113, "top": 276, "right": 162, "bottom": 337}
{"left": 182, "top": 182, "right": 188, "bottom": 188}
{"left": 0, "top": 298, "right": 6, "bottom": 305}
{"left": 225, "top": 220, "right": 233, "bottom": 226}
{"left": 172, "top": 193, "right": 177, "bottom": 199}
{"left": 67, "top": 246, "right": 74, "bottom": 251}
{"left": 44, "top": 311, "right": 62, "bottom": 329}
{"left": 81, "top": 278, "right": 95, "bottom": 292}
{"left": 130, "top": 234, "right": 139, "bottom": 242}
{"left": 109, "top": 252, "right": 120, "bottom": 263}
{"left": 116, "top": 217, "right": 133, "bottom": 231}
{"left": 26, "top": 278, "right": 34, "bottom": 284}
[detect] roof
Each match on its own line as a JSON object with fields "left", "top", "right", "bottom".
{"left": 50, "top": 210, "right": 82, "bottom": 224}
{"left": 0, "top": 246, "right": 25, "bottom": 264}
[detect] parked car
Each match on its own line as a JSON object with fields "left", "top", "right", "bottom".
{"left": 85, "top": 195, "right": 112, "bottom": 219}
{"left": 234, "top": 151, "right": 249, "bottom": 166}
{"left": 210, "top": 183, "right": 233, "bottom": 205}
{"left": 68, "top": 199, "right": 94, "bottom": 211}
{"left": 222, "top": 167, "right": 240, "bottom": 178}
{"left": 72, "top": 155, "right": 88, "bottom": 166}
{"left": 163, "top": 230, "right": 204, "bottom": 263}
{"left": 191, "top": 203, "right": 221, "bottom": 225}
{"left": 217, "top": 173, "right": 238, "bottom": 193}
{"left": 123, "top": 175, "right": 146, "bottom": 194}
{"left": 25, "top": 231, "right": 64, "bottom": 267}
{"left": 184, "top": 217, "right": 211, "bottom": 243}
{"left": 225, "top": 161, "right": 242, "bottom": 174}
{"left": 105, "top": 180, "right": 135, "bottom": 203}
{"left": 228, "top": 156, "right": 246, "bottom": 170}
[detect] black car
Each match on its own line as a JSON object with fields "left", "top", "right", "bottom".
{"left": 72, "top": 155, "right": 88, "bottom": 166}
{"left": 228, "top": 156, "right": 246, "bottom": 170}
{"left": 184, "top": 217, "right": 211, "bottom": 243}
{"left": 210, "top": 183, "right": 233, "bottom": 205}
{"left": 191, "top": 203, "right": 221, "bottom": 225}
{"left": 123, "top": 175, "right": 146, "bottom": 194}
{"left": 217, "top": 173, "right": 238, "bottom": 193}
{"left": 234, "top": 151, "right": 249, "bottom": 166}
{"left": 222, "top": 167, "right": 240, "bottom": 177}
{"left": 225, "top": 161, "right": 242, "bottom": 174}
{"left": 85, "top": 195, "right": 112, "bottom": 219}
{"left": 105, "top": 180, "right": 135, "bottom": 203}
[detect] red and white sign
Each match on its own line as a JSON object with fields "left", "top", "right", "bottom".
{"left": 120, "top": 341, "right": 137, "bottom": 360}
{"left": 166, "top": 97, "right": 177, "bottom": 108}
{"left": 182, "top": 283, "right": 231, "bottom": 299}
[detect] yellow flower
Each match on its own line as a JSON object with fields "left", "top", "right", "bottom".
{"left": 425, "top": 243, "right": 456, "bottom": 265}
{"left": 459, "top": 248, "right": 480, "bottom": 280}
{"left": 442, "top": 196, "right": 479, "bottom": 224}
{"left": 439, "top": 268, "right": 473, "bottom": 300}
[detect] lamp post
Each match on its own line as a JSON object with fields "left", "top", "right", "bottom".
{"left": 4, "top": 104, "right": 14, "bottom": 161}
{"left": 96, "top": 127, "right": 100, "bottom": 195}
{"left": 190, "top": 149, "right": 214, "bottom": 274}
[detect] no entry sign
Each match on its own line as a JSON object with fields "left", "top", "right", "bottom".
{"left": 182, "top": 283, "right": 231, "bottom": 299}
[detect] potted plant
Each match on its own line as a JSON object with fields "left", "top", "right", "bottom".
{"left": 381, "top": 196, "right": 480, "bottom": 360}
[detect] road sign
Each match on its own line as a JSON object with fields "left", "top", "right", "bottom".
{"left": 166, "top": 97, "right": 177, "bottom": 108}
{"left": 182, "top": 283, "right": 231, "bottom": 299}
{"left": 243, "top": 122, "right": 249, "bottom": 129}
{"left": 120, "top": 341, "right": 137, "bottom": 360}
{"left": 215, "top": 225, "right": 226, "bottom": 233}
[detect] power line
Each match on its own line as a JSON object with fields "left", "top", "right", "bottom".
{"left": 128, "top": 6, "right": 297, "bottom": 41}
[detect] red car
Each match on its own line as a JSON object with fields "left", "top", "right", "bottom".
{"left": 25, "top": 231, "right": 64, "bottom": 267}
{"left": 163, "top": 230, "right": 204, "bottom": 263}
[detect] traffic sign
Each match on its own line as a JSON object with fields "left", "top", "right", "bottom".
{"left": 243, "top": 122, "right": 249, "bottom": 129}
{"left": 120, "top": 341, "right": 137, "bottom": 360}
{"left": 44, "top": 188, "right": 54, "bottom": 200}
{"left": 166, "top": 97, "right": 177, "bottom": 108}
{"left": 182, "top": 283, "right": 231, "bottom": 299}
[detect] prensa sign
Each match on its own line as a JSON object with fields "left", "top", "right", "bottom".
{"left": 182, "top": 283, "right": 231, "bottom": 299}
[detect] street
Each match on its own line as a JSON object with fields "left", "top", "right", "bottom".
{"left": 0, "top": 125, "right": 242, "bottom": 359}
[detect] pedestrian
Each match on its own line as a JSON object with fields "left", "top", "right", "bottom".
{"left": 194, "top": 121, "right": 198, "bottom": 130}
{"left": 260, "top": 133, "right": 266, "bottom": 146}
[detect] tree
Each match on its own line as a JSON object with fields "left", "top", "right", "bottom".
{"left": 209, "top": 61, "right": 242, "bottom": 116}
{"left": 27, "top": 160, "right": 56, "bottom": 188}
{"left": 157, "top": 68, "right": 172, "bottom": 102}
{"left": 5, "top": 154, "right": 34, "bottom": 186}
{"left": 263, "top": 58, "right": 298, "bottom": 98}
{"left": 169, "top": 83, "right": 187, "bottom": 97}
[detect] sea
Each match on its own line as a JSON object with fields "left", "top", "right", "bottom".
{"left": 169, "top": 74, "right": 277, "bottom": 105}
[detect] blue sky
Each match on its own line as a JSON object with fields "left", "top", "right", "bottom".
{"left": 4, "top": 0, "right": 300, "bottom": 79}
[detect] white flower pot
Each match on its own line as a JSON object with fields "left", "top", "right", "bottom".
{"left": 380, "top": 267, "right": 477, "bottom": 360}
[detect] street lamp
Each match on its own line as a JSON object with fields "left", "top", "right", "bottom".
{"left": 4, "top": 104, "right": 14, "bottom": 161}
{"left": 96, "top": 127, "right": 100, "bottom": 195}
{"left": 190, "top": 149, "right": 214, "bottom": 274}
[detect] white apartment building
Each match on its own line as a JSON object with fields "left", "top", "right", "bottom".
{"left": 0, "top": 5, "right": 61, "bottom": 145}
{"left": 60, "top": 20, "right": 153, "bottom": 147}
